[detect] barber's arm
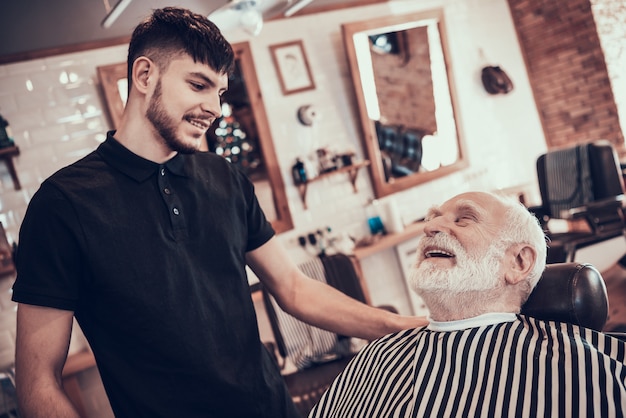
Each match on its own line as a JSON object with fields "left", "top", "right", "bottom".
{"left": 15, "top": 304, "right": 81, "bottom": 418}
{"left": 246, "top": 237, "right": 427, "bottom": 341}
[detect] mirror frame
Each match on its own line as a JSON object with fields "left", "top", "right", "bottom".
{"left": 97, "top": 42, "right": 294, "bottom": 233}
{"left": 342, "top": 10, "right": 467, "bottom": 198}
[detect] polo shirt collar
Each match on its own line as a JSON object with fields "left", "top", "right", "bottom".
{"left": 98, "top": 131, "right": 188, "bottom": 182}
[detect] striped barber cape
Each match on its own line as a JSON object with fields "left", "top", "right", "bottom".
{"left": 309, "top": 315, "right": 626, "bottom": 417}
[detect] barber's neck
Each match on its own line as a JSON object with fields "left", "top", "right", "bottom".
{"left": 114, "top": 106, "right": 177, "bottom": 164}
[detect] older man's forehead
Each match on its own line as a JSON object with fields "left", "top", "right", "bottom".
{"left": 429, "top": 194, "right": 506, "bottom": 222}
{"left": 440, "top": 196, "right": 487, "bottom": 213}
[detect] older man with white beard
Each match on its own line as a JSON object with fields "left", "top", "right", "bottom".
{"left": 309, "top": 191, "right": 626, "bottom": 418}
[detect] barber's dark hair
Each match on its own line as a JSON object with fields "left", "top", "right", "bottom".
{"left": 126, "top": 7, "right": 235, "bottom": 89}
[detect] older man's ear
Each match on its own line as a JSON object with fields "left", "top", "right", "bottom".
{"left": 504, "top": 244, "right": 537, "bottom": 285}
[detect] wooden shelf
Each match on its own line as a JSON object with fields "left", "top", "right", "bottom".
{"left": 297, "top": 160, "right": 370, "bottom": 209}
{"left": 353, "top": 221, "right": 425, "bottom": 260}
{"left": 0, "top": 146, "right": 21, "bottom": 190}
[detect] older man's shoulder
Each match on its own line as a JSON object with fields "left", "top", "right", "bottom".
{"left": 362, "top": 326, "right": 426, "bottom": 353}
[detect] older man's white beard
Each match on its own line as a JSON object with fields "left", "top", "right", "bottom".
{"left": 408, "top": 233, "right": 505, "bottom": 294}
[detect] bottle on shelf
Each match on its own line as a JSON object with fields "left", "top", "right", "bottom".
{"left": 365, "top": 199, "right": 386, "bottom": 235}
{"left": 292, "top": 158, "right": 307, "bottom": 185}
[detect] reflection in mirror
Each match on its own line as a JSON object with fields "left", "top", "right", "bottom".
{"left": 205, "top": 58, "right": 277, "bottom": 221}
{"left": 342, "top": 10, "right": 467, "bottom": 198}
{"left": 97, "top": 42, "right": 293, "bottom": 233}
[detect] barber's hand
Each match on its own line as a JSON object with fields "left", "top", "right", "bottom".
{"left": 377, "top": 306, "right": 428, "bottom": 333}
{"left": 397, "top": 314, "right": 429, "bottom": 330}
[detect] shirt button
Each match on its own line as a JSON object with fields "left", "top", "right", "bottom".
{"left": 164, "top": 188, "right": 171, "bottom": 195}
{"left": 161, "top": 168, "right": 165, "bottom": 176}
{"left": 173, "top": 208, "right": 179, "bottom": 215}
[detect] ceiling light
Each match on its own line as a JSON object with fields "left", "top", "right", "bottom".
{"left": 101, "top": 0, "right": 133, "bottom": 29}
{"left": 235, "top": 0, "right": 263, "bottom": 36}
{"left": 284, "top": 0, "right": 313, "bottom": 17}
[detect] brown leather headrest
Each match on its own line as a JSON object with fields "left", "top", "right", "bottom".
{"left": 521, "top": 263, "right": 608, "bottom": 331}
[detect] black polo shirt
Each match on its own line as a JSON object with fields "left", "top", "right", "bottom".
{"left": 13, "top": 133, "right": 299, "bottom": 417}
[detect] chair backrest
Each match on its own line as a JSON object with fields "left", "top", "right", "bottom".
{"left": 521, "top": 262, "right": 609, "bottom": 331}
{"left": 536, "top": 140, "right": 624, "bottom": 219}
{"left": 262, "top": 253, "right": 366, "bottom": 370}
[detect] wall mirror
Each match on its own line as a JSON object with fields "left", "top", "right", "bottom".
{"left": 97, "top": 42, "right": 293, "bottom": 233}
{"left": 342, "top": 10, "right": 467, "bottom": 198}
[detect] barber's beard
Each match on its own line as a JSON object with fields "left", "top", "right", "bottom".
{"left": 409, "top": 233, "right": 505, "bottom": 295}
{"left": 146, "top": 79, "right": 201, "bottom": 154}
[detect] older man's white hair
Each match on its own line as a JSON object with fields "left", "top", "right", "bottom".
{"left": 493, "top": 193, "right": 547, "bottom": 288}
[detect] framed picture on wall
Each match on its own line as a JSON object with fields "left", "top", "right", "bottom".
{"left": 269, "top": 40, "right": 315, "bottom": 95}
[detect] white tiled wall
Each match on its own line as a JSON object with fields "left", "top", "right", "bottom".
{"left": 0, "top": 0, "right": 548, "bottom": 414}
{"left": 0, "top": 44, "right": 129, "bottom": 418}
{"left": 0, "top": 44, "right": 129, "bottom": 243}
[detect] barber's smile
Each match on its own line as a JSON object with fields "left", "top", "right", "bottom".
{"left": 185, "top": 116, "right": 212, "bottom": 132}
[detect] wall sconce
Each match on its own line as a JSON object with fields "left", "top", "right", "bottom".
{"left": 297, "top": 105, "right": 320, "bottom": 126}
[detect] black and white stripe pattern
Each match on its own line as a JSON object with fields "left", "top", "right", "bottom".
{"left": 310, "top": 316, "right": 626, "bottom": 417}
{"left": 268, "top": 257, "right": 338, "bottom": 370}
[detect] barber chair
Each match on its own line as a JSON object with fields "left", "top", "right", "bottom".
{"left": 262, "top": 253, "right": 397, "bottom": 416}
{"left": 265, "top": 261, "right": 623, "bottom": 415}
{"left": 521, "top": 262, "right": 609, "bottom": 331}
{"left": 529, "top": 140, "right": 626, "bottom": 265}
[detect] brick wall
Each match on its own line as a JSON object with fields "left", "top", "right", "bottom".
{"left": 373, "top": 26, "right": 437, "bottom": 133}
{"left": 591, "top": 0, "right": 626, "bottom": 139}
{"left": 507, "top": 0, "right": 624, "bottom": 152}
